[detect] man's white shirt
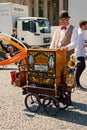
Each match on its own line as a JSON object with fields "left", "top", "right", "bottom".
{"left": 50, "top": 24, "right": 78, "bottom": 50}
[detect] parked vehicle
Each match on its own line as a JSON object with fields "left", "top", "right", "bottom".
{"left": 0, "top": 3, "right": 51, "bottom": 47}
{"left": 17, "top": 17, "right": 51, "bottom": 47}
{"left": 0, "top": 3, "right": 28, "bottom": 35}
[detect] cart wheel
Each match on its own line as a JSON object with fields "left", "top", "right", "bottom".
{"left": 43, "top": 96, "right": 60, "bottom": 116}
{"left": 59, "top": 94, "right": 69, "bottom": 110}
{"left": 25, "top": 93, "right": 41, "bottom": 112}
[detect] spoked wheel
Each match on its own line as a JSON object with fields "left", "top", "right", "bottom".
{"left": 25, "top": 93, "right": 41, "bottom": 112}
{"left": 43, "top": 96, "right": 60, "bottom": 116}
{"left": 59, "top": 93, "right": 70, "bottom": 110}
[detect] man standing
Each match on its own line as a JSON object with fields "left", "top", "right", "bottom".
{"left": 11, "top": 28, "right": 17, "bottom": 40}
{"left": 50, "top": 10, "right": 78, "bottom": 63}
{"left": 75, "top": 20, "right": 87, "bottom": 90}
{"left": 50, "top": 10, "right": 78, "bottom": 105}
{"left": 10, "top": 28, "right": 18, "bottom": 53}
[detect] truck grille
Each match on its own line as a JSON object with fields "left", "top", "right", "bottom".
{"left": 43, "top": 37, "right": 51, "bottom": 43}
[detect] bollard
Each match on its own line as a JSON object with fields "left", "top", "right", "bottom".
{"left": 10, "top": 71, "right": 16, "bottom": 85}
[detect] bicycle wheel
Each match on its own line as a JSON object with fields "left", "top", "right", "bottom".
{"left": 25, "top": 93, "right": 41, "bottom": 112}
{"left": 43, "top": 96, "right": 60, "bottom": 116}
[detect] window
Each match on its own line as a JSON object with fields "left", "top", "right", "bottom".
{"left": 22, "top": 20, "right": 36, "bottom": 33}
{"left": 38, "top": 19, "right": 51, "bottom": 33}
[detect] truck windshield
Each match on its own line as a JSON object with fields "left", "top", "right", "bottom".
{"left": 37, "top": 19, "right": 51, "bottom": 33}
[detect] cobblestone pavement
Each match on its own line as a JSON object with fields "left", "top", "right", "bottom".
{"left": 0, "top": 63, "right": 87, "bottom": 130}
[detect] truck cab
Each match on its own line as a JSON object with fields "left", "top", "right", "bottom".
{"left": 17, "top": 17, "right": 51, "bottom": 47}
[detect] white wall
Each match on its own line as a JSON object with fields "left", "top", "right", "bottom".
{"left": 68, "top": 0, "right": 87, "bottom": 40}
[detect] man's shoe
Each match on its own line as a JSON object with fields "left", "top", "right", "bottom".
{"left": 67, "top": 101, "right": 72, "bottom": 106}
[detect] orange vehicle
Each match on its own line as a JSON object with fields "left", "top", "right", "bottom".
{"left": 0, "top": 33, "right": 27, "bottom": 65}
{"left": 0, "top": 33, "right": 76, "bottom": 116}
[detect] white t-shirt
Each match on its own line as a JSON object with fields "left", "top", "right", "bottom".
{"left": 74, "top": 28, "right": 85, "bottom": 58}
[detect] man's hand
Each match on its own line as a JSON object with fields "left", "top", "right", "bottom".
{"left": 60, "top": 46, "right": 68, "bottom": 51}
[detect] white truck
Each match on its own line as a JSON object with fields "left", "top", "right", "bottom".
{"left": 0, "top": 3, "right": 28, "bottom": 35}
{"left": 68, "top": 0, "right": 87, "bottom": 41}
{"left": 17, "top": 17, "right": 51, "bottom": 47}
{"left": 0, "top": 3, "right": 51, "bottom": 47}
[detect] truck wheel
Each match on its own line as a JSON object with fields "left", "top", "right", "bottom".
{"left": 43, "top": 96, "right": 60, "bottom": 116}
{"left": 25, "top": 93, "right": 41, "bottom": 113}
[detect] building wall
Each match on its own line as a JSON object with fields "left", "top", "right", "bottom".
{"left": 0, "top": 0, "right": 68, "bottom": 25}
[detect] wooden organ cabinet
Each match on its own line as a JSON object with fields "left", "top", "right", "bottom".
{"left": 27, "top": 48, "right": 67, "bottom": 89}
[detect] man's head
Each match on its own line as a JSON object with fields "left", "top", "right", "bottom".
{"left": 58, "top": 10, "right": 71, "bottom": 27}
{"left": 84, "top": 21, "right": 87, "bottom": 30}
{"left": 13, "top": 28, "right": 17, "bottom": 34}
{"left": 79, "top": 20, "right": 87, "bottom": 30}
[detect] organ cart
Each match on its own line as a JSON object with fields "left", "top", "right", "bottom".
{"left": 22, "top": 48, "right": 75, "bottom": 116}
{"left": 0, "top": 33, "right": 76, "bottom": 116}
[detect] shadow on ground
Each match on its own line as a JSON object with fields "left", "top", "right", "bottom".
{"left": 24, "top": 101, "right": 87, "bottom": 126}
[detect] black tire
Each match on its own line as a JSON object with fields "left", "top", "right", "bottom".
{"left": 43, "top": 96, "right": 60, "bottom": 116}
{"left": 25, "top": 93, "right": 41, "bottom": 113}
